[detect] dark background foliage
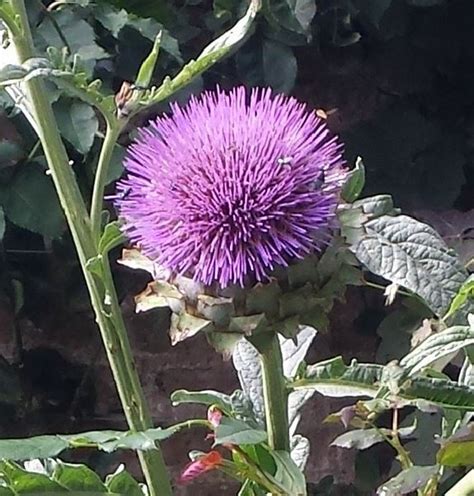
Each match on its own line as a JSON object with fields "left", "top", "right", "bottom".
{"left": 0, "top": 0, "right": 473, "bottom": 493}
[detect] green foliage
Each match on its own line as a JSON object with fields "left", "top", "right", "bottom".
{"left": 377, "top": 465, "right": 439, "bottom": 495}
{"left": 351, "top": 213, "right": 467, "bottom": 316}
{"left": 214, "top": 417, "right": 267, "bottom": 445}
{"left": 341, "top": 157, "right": 366, "bottom": 203}
{"left": 54, "top": 100, "right": 98, "bottom": 154}
{"left": 0, "top": 423, "right": 198, "bottom": 461}
{"left": 437, "top": 424, "right": 474, "bottom": 467}
{"left": 292, "top": 355, "right": 474, "bottom": 410}
{"left": 0, "top": 163, "right": 66, "bottom": 238}
{"left": 0, "top": 460, "right": 142, "bottom": 495}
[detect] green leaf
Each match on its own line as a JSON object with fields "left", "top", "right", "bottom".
{"left": 292, "top": 356, "right": 474, "bottom": 410}
{"left": 0, "top": 140, "right": 24, "bottom": 167}
{"left": 341, "top": 157, "right": 365, "bottom": 203}
{"left": 105, "top": 145, "right": 125, "bottom": 184}
{"left": 0, "top": 425, "right": 188, "bottom": 461}
{"left": 236, "top": 38, "right": 297, "bottom": 94}
{"left": 135, "top": 31, "right": 162, "bottom": 88}
{"left": 54, "top": 100, "right": 98, "bottom": 154}
{"left": 377, "top": 465, "right": 439, "bottom": 495}
{"left": 0, "top": 460, "right": 65, "bottom": 493}
{"left": 0, "top": 436, "right": 68, "bottom": 461}
{"left": 0, "top": 163, "right": 66, "bottom": 238}
{"left": 290, "top": 434, "right": 310, "bottom": 470}
{"left": 101, "top": 0, "right": 172, "bottom": 23}
{"left": 264, "top": 0, "right": 316, "bottom": 35}
{"left": 338, "top": 194, "right": 399, "bottom": 245}
{"left": 98, "top": 221, "right": 125, "bottom": 255}
{"left": 400, "top": 325, "right": 474, "bottom": 376}
{"left": 136, "top": 0, "right": 260, "bottom": 113}
{"left": 94, "top": 5, "right": 129, "bottom": 37}
{"left": 92, "top": 425, "right": 186, "bottom": 452}
{"left": 437, "top": 424, "right": 474, "bottom": 467}
{"left": 271, "top": 450, "right": 307, "bottom": 496}
{"left": 331, "top": 428, "right": 386, "bottom": 450}
{"left": 36, "top": 10, "right": 107, "bottom": 70}
{"left": 233, "top": 327, "right": 317, "bottom": 429}
{"left": 445, "top": 275, "right": 474, "bottom": 320}
{"left": 53, "top": 462, "right": 107, "bottom": 492}
{"left": 297, "top": 356, "right": 380, "bottom": 397}
{"left": 352, "top": 214, "right": 468, "bottom": 316}
{"left": 214, "top": 417, "right": 267, "bottom": 446}
{"left": 125, "top": 18, "right": 181, "bottom": 61}
{"left": 105, "top": 465, "right": 143, "bottom": 496}
{"left": 170, "top": 389, "right": 233, "bottom": 412}
{"left": 406, "top": 376, "right": 474, "bottom": 411}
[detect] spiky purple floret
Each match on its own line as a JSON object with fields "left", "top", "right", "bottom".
{"left": 115, "top": 87, "right": 347, "bottom": 288}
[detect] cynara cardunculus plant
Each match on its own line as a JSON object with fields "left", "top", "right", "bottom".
{"left": 116, "top": 86, "right": 346, "bottom": 289}
{"left": 116, "top": 86, "right": 347, "bottom": 457}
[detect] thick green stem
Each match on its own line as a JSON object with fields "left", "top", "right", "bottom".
{"left": 7, "top": 2, "right": 172, "bottom": 494}
{"left": 90, "top": 120, "right": 123, "bottom": 239}
{"left": 258, "top": 333, "right": 290, "bottom": 452}
{"left": 445, "top": 470, "right": 474, "bottom": 496}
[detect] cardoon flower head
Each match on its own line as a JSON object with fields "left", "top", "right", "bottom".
{"left": 115, "top": 87, "right": 346, "bottom": 288}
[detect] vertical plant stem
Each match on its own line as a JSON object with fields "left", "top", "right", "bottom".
{"left": 391, "top": 408, "right": 412, "bottom": 470}
{"left": 258, "top": 333, "right": 290, "bottom": 452}
{"left": 7, "top": 2, "right": 172, "bottom": 494}
{"left": 90, "top": 120, "right": 123, "bottom": 239}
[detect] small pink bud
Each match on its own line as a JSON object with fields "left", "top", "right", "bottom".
{"left": 207, "top": 405, "right": 223, "bottom": 429}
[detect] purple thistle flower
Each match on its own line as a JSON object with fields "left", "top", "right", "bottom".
{"left": 115, "top": 87, "right": 347, "bottom": 288}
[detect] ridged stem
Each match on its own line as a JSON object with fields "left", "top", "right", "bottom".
{"left": 7, "top": 2, "right": 172, "bottom": 494}
{"left": 258, "top": 333, "right": 290, "bottom": 452}
{"left": 90, "top": 120, "right": 122, "bottom": 239}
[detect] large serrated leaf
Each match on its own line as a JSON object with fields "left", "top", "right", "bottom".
{"left": 292, "top": 356, "right": 474, "bottom": 410}
{"left": 290, "top": 434, "right": 310, "bottom": 470}
{"left": 353, "top": 214, "right": 467, "bottom": 316}
{"left": 232, "top": 326, "right": 317, "bottom": 428}
{"left": 400, "top": 325, "right": 474, "bottom": 375}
